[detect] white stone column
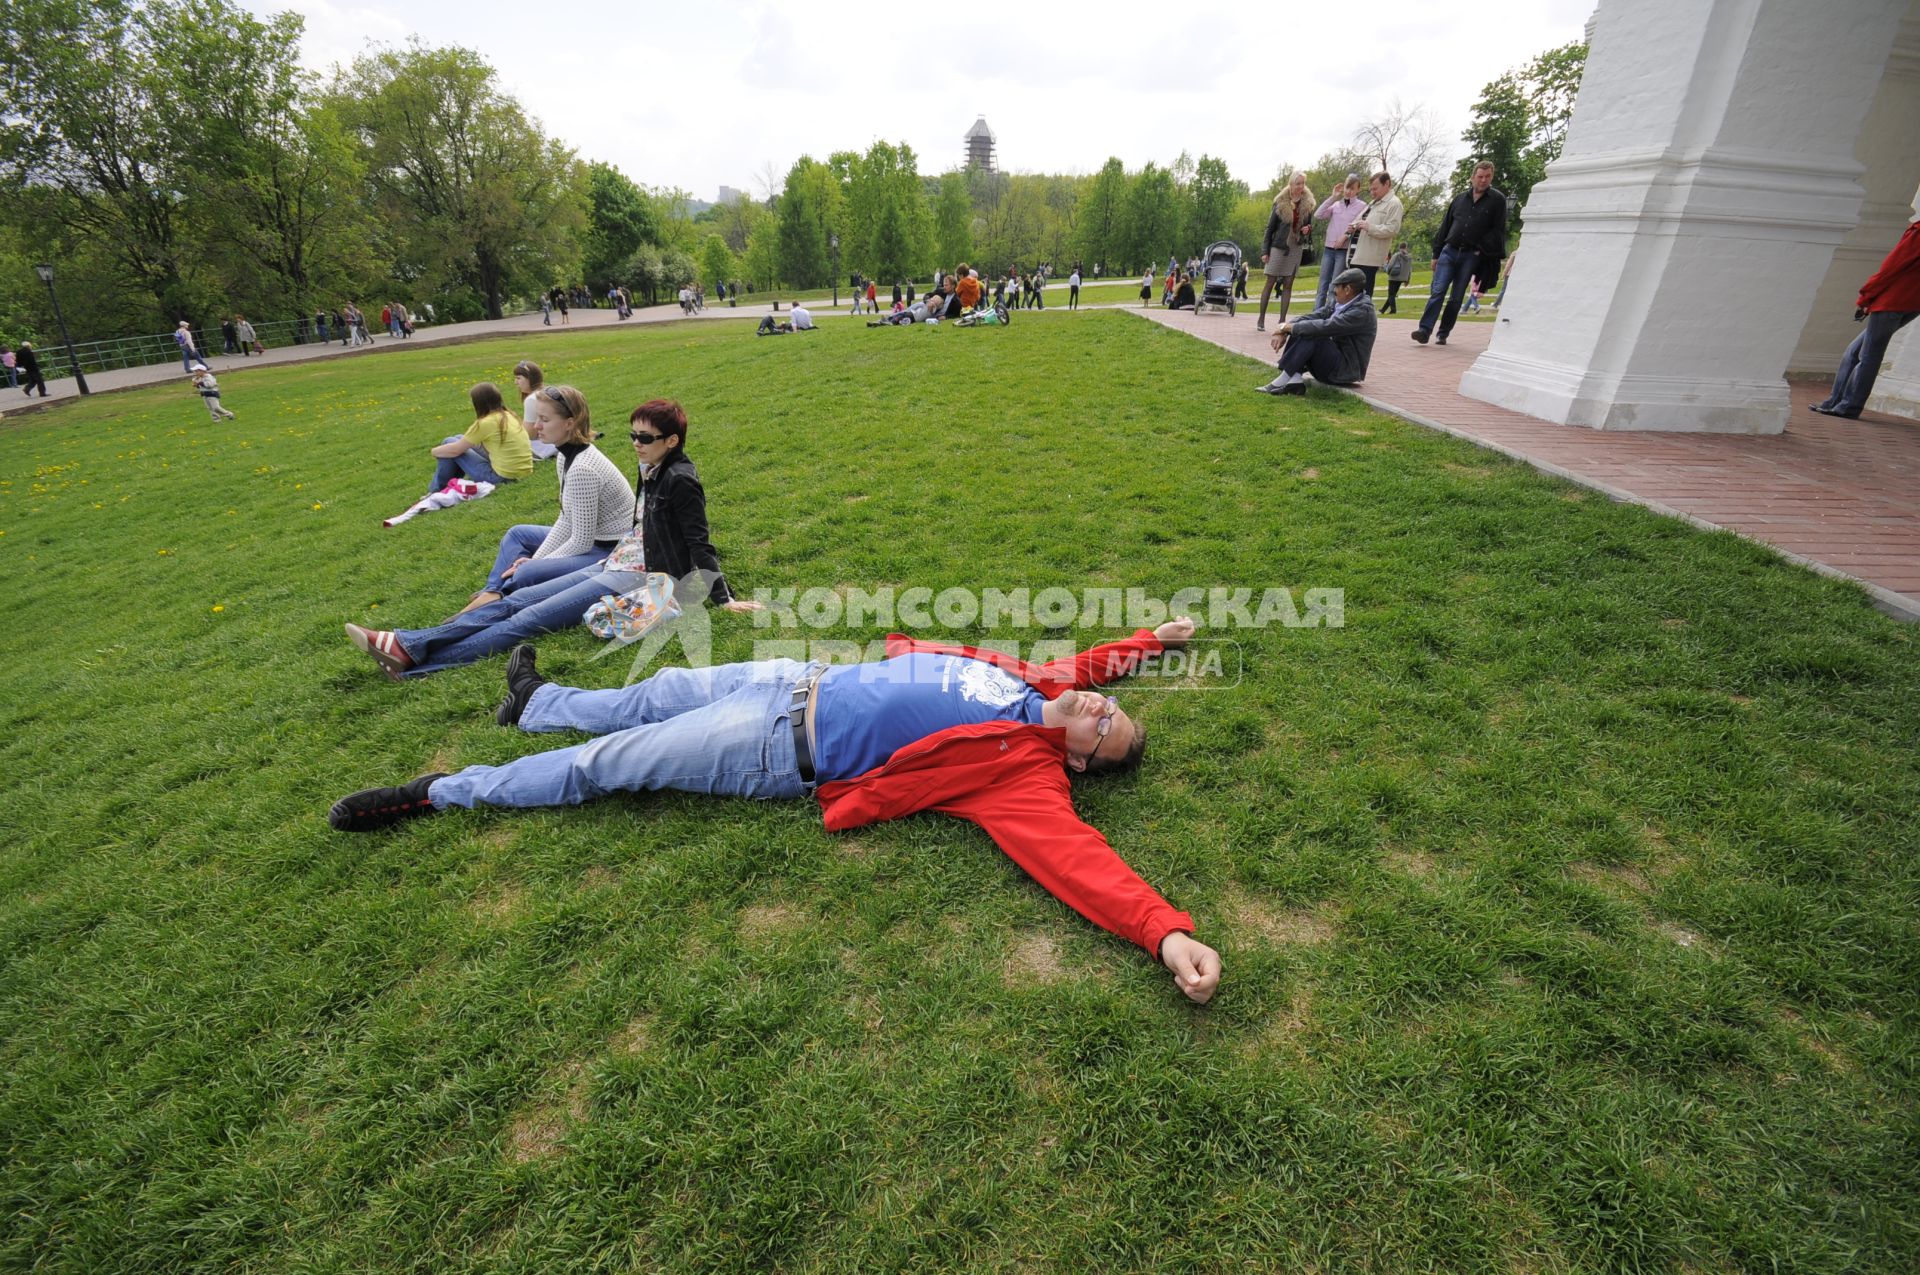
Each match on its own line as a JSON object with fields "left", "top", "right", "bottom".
{"left": 1459, "top": 0, "right": 1913, "bottom": 433}
{"left": 1789, "top": 20, "right": 1920, "bottom": 375}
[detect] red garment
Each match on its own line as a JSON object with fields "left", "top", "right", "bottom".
{"left": 814, "top": 631, "right": 1195, "bottom": 957}
{"left": 1858, "top": 221, "right": 1920, "bottom": 313}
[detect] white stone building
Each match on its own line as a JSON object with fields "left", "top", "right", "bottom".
{"left": 1460, "top": 0, "right": 1920, "bottom": 433}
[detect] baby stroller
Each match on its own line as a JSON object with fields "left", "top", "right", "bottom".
{"left": 1196, "top": 241, "right": 1242, "bottom": 316}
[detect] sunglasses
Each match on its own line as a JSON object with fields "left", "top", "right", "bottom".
{"left": 539, "top": 386, "right": 574, "bottom": 416}
{"left": 629, "top": 430, "right": 668, "bottom": 445}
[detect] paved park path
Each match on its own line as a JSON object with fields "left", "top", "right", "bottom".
{"left": 6, "top": 290, "right": 1913, "bottom": 619}
{"left": 1140, "top": 305, "right": 1920, "bottom": 620}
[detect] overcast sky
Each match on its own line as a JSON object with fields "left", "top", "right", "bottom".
{"left": 239, "top": 0, "right": 1594, "bottom": 200}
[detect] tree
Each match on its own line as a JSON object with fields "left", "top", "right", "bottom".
{"left": 838, "top": 141, "right": 932, "bottom": 280}
{"left": 620, "top": 243, "right": 665, "bottom": 305}
{"left": 1184, "top": 155, "right": 1238, "bottom": 254}
{"left": 583, "top": 162, "right": 656, "bottom": 287}
{"left": 1075, "top": 158, "right": 1127, "bottom": 271}
{"left": 1455, "top": 41, "right": 1588, "bottom": 230}
{"left": 336, "top": 40, "right": 587, "bottom": 319}
{"left": 1117, "top": 164, "right": 1178, "bottom": 273}
{"left": 934, "top": 171, "right": 972, "bottom": 269}
{"left": 700, "top": 233, "right": 737, "bottom": 293}
{"left": 1353, "top": 99, "right": 1450, "bottom": 192}
{"left": 775, "top": 156, "right": 836, "bottom": 288}
{"left": 0, "top": 0, "right": 254, "bottom": 323}
{"left": 711, "top": 191, "right": 769, "bottom": 255}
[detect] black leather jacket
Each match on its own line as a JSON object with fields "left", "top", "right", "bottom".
{"left": 636, "top": 450, "right": 734, "bottom": 605}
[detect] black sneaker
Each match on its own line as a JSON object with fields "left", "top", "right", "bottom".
{"left": 497, "top": 644, "right": 548, "bottom": 727}
{"left": 328, "top": 773, "right": 447, "bottom": 832}
{"left": 1435, "top": 333, "right": 1449, "bottom": 346}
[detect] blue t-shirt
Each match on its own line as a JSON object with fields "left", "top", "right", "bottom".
{"left": 811, "top": 652, "right": 1047, "bottom": 782}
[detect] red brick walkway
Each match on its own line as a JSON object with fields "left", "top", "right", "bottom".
{"left": 1139, "top": 307, "right": 1920, "bottom": 620}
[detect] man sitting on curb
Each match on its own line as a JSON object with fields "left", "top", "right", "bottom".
{"left": 329, "top": 619, "right": 1223, "bottom": 1004}
{"left": 1255, "top": 266, "right": 1378, "bottom": 396}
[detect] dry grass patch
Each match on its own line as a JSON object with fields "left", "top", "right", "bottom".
{"left": 1384, "top": 849, "right": 1437, "bottom": 879}
{"left": 1299, "top": 467, "right": 1320, "bottom": 480}
{"left": 609, "top": 1014, "right": 654, "bottom": 1057}
{"left": 1227, "top": 887, "right": 1337, "bottom": 947}
{"left": 579, "top": 864, "right": 617, "bottom": 891}
{"left": 1569, "top": 861, "right": 1652, "bottom": 896}
{"left": 1002, "top": 931, "right": 1068, "bottom": 986}
{"left": 470, "top": 881, "right": 529, "bottom": 925}
{"left": 738, "top": 901, "right": 807, "bottom": 943}
{"left": 505, "top": 1061, "right": 591, "bottom": 1164}
{"left": 1656, "top": 921, "right": 1710, "bottom": 952}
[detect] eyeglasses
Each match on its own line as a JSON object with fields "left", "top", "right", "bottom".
{"left": 540, "top": 386, "right": 574, "bottom": 416}
{"left": 1085, "top": 695, "right": 1119, "bottom": 765}
{"left": 630, "top": 430, "right": 667, "bottom": 445}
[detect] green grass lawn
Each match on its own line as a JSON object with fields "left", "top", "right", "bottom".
{"left": 2, "top": 313, "right": 1915, "bottom": 1272}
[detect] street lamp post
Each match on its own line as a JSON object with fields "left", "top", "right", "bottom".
{"left": 32, "top": 263, "right": 90, "bottom": 396}
{"left": 830, "top": 234, "right": 840, "bottom": 309}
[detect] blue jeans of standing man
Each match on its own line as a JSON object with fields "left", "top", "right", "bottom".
{"left": 395, "top": 565, "right": 641, "bottom": 676}
{"left": 1314, "top": 248, "right": 1349, "bottom": 310}
{"left": 431, "top": 437, "right": 505, "bottom": 491}
{"left": 1821, "top": 310, "right": 1918, "bottom": 415}
{"left": 427, "top": 658, "right": 814, "bottom": 808}
{"left": 1418, "top": 246, "right": 1477, "bottom": 338}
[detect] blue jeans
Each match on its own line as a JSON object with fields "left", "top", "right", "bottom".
{"left": 431, "top": 437, "right": 504, "bottom": 491}
{"left": 1418, "top": 246, "right": 1476, "bottom": 337}
{"left": 427, "top": 659, "right": 814, "bottom": 809}
{"left": 396, "top": 565, "right": 642, "bottom": 676}
{"left": 1823, "top": 311, "right": 1918, "bottom": 414}
{"left": 483, "top": 523, "right": 603, "bottom": 594}
{"left": 1315, "top": 247, "right": 1349, "bottom": 310}
{"left": 179, "top": 345, "right": 198, "bottom": 372}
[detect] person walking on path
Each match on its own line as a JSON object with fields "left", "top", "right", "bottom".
{"left": 1312, "top": 175, "right": 1365, "bottom": 310}
{"left": 2, "top": 347, "right": 15, "bottom": 389}
{"left": 1068, "top": 265, "right": 1082, "bottom": 310}
{"left": 1346, "top": 172, "right": 1405, "bottom": 300}
{"left": 1383, "top": 244, "right": 1412, "bottom": 314}
{"left": 1812, "top": 214, "right": 1920, "bottom": 419}
{"left": 1258, "top": 172, "right": 1316, "bottom": 331}
{"left": 236, "top": 315, "right": 263, "bottom": 355}
{"left": 15, "top": 342, "right": 47, "bottom": 397}
{"left": 326, "top": 619, "right": 1223, "bottom": 1005}
{"left": 220, "top": 317, "right": 239, "bottom": 356}
{"left": 541, "top": 292, "right": 553, "bottom": 325}
{"left": 1413, "top": 160, "right": 1508, "bottom": 347}
{"left": 1139, "top": 268, "right": 1153, "bottom": 307}
{"left": 173, "top": 321, "right": 202, "bottom": 372}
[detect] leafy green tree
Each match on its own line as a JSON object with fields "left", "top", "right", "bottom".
{"left": 619, "top": 243, "right": 665, "bottom": 304}
{"left": 583, "top": 162, "right": 656, "bottom": 287}
{"left": 700, "top": 234, "right": 737, "bottom": 293}
{"left": 1075, "top": 158, "right": 1127, "bottom": 272}
{"left": 742, "top": 224, "right": 779, "bottom": 292}
{"left": 1455, "top": 41, "right": 1588, "bottom": 230}
{"left": 711, "top": 193, "right": 770, "bottom": 254}
{"left": 840, "top": 141, "right": 932, "bottom": 280}
{"left": 335, "top": 40, "right": 587, "bottom": 320}
{"left": 934, "top": 171, "right": 972, "bottom": 269}
{"left": 776, "top": 157, "right": 838, "bottom": 288}
{"left": 1117, "top": 164, "right": 1178, "bottom": 274}
{"left": 662, "top": 247, "right": 698, "bottom": 292}
{"left": 1184, "top": 155, "right": 1239, "bottom": 254}
{"left": 0, "top": 0, "right": 253, "bottom": 323}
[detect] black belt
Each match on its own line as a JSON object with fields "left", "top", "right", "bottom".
{"left": 789, "top": 666, "right": 825, "bottom": 785}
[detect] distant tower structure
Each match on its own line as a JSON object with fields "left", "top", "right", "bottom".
{"left": 964, "top": 117, "right": 996, "bottom": 173}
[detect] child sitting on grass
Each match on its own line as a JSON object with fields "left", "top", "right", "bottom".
{"left": 428, "top": 381, "right": 534, "bottom": 492}
{"left": 189, "top": 364, "right": 235, "bottom": 420}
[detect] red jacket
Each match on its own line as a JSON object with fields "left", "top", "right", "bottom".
{"left": 814, "top": 631, "right": 1195, "bottom": 958}
{"left": 1858, "top": 221, "right": 1920, "bottom": 313}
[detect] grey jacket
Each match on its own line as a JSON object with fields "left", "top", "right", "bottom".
{"left": 1385, "top": 249, "right": 1412, "bottom": 282}
{"left": 1289, "top": 296, "right": 1378, "bottom": 384}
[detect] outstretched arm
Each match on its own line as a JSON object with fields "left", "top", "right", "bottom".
{"left": 1033, "top": 616, "right": 1196, "bottom": 690}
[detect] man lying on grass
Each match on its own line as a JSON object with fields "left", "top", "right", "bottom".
{"left": 330, "top": 618, "right": 1224, "bottom": 1003}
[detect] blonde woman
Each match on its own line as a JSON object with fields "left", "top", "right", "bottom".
{"left": 1258, "top": 172, "right": 1316, "bottom": 331}
{"left": 464, "top": 384, "right": 634, "bottom": 611}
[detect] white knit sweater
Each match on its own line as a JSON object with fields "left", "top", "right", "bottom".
{"left": 534, "top": 444, "right": 636, "bottom": 559}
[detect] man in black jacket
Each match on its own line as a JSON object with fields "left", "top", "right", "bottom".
{"left": 15, "top": 342, "right": 48, "bottom": 397}
{"left": 1413, "top": 161, "right": 1508, "bottom": 347}
{"left": 1255, "top": 268, "right": 1378, "bottom": 395}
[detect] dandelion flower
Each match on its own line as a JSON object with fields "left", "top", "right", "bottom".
{"left": 212, "top": 605, "right": 225, "bottom": 613}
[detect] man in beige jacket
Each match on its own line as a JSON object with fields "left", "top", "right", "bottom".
{"left": 1347, "top": 172, "right": 1406, "bottom": 301}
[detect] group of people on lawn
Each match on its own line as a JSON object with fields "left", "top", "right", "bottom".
{"left": 333, "top": 354, "right": 1223, "bottom": 1004}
